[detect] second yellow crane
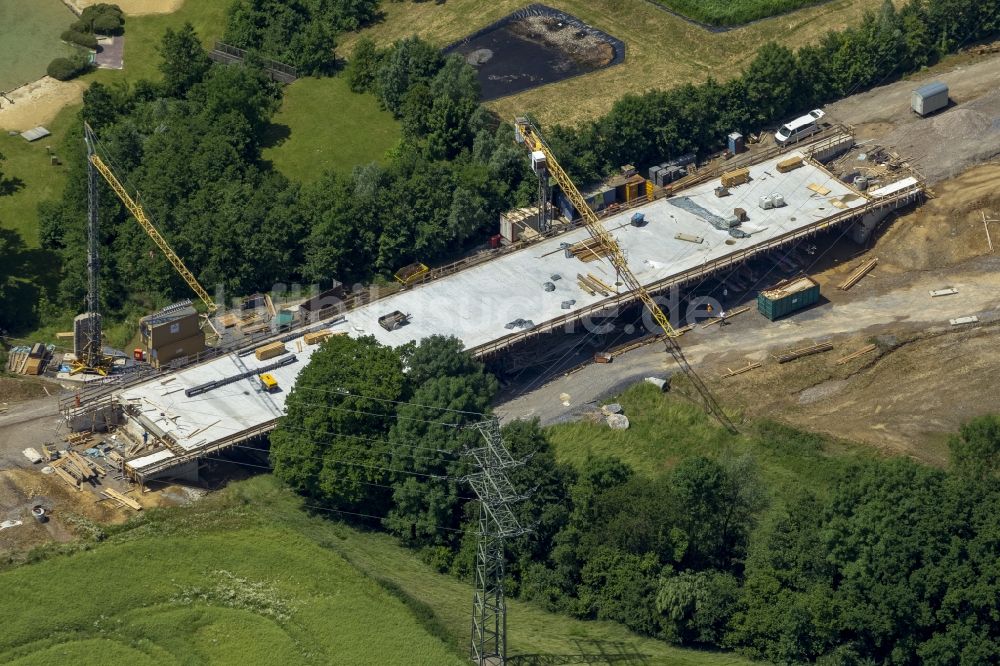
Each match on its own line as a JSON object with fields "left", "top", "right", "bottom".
{"left": 514, "top": 118, "right": 736, "bottom": 433}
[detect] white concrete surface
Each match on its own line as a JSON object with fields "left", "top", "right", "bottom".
{"left": 120, "top": 151, "right": 871, "bottom": 461}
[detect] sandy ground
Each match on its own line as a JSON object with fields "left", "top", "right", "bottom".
{"left": 66, "top": 0, "right": 183, "bottom": 16}
{"left": 497, "top": 164, "right": 1000, "bottom": 462}
{"left": 824, "top": 49, "right": 1000, "bottom": 184}
{"left": 0, "top": 77, "right": 88, "bottom": 132}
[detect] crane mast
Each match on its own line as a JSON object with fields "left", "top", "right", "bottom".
{"left": 514, "top": 118, "right": 737, "bottom": 433}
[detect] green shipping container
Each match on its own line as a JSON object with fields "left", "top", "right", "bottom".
{"left": 757, "top": 276, "right": 820, "bottom": 321}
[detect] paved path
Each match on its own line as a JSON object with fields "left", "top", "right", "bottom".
{"left": 496, "top": 255, "right": 1000, "bottom": 425}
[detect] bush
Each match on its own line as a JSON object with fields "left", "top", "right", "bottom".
{"left": 47, "top": 54, "right": 91, "bottom": 81}
{"left": 61, "top": 29, "right": 98, "bottom": 49}
{"left": 76, "top": 3, "right": 125, "bottom": 35}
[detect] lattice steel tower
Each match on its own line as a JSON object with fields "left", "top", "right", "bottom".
{"left": 465, "top": 418, "right": 529, "bottom": 666}
{"left": 82, "top": 124, "right": 103, "bottom": 367}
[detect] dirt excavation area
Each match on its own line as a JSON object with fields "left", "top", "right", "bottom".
{"left": 498, "top": 163, "right": 1000, "bottom": 464}
{"left": 825, "top": 46, "right": 1000, "bottom": 184}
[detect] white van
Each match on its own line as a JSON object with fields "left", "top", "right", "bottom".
{"left": 775, "top": 109, "right": 825, "bottom": 146}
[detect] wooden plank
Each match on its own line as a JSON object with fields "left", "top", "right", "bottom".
{"left": 776, "top": 342, "right": 833, "bottom": 363}
{"left": 701, "top": 305, "right": 751, "bottom": 328}
{"left": 929, "top": 287, "right": 958, "bottom": 297}
{"left": 807, "top": 183, "right": 832, "bottom": 195}
{"left": 103, "top": 488, "right": 142, "bottom": 511}
{"left": 588, "top": 274, "right": 617, "bottom": 295}
{"left": 839, "top": 257, "right": 878, "bottom": 290}
{"left": 722, "top": 362, "right": 762, "bottom": 378}
{"left": 836, "top": 343, "right": 877, "bottom": 365}
{"left": 53, "top": 466, "right": 81, "bottom": 491}
{"left": 950, "top": 315, "right": 979, "bottom": 326}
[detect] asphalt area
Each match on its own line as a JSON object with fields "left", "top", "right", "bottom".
{"left": 446, "top": 8, "right": 623, "bottom": 101}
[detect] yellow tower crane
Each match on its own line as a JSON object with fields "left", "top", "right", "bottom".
{"left": 87, "top": 154, "right": 218, "bottom": 315}
{"left": 514, "top": 118, "right": 737, "bottom": 433}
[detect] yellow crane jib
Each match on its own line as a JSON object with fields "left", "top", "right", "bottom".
{"left": 514, "top": 118, "right": 678, "bottom": 339}
{"left": 88, "top": 152, "right": 218, "bottom": 314}
{"left": 513, "top": 117, "right": 737, "bottom": 433}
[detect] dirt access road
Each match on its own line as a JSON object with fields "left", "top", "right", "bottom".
{"left": 497, "top": 163, "right": 1000, "bottom": 462}
{"left": 823, "top": 48, "right": 1000, "bottom": 183}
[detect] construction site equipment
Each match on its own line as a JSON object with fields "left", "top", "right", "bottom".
{"left": 184, "top": 354, "right": 297, "bottom": 397}
{"left": 515, "top": 118, "right": 737, "bottom": 434}
{"left": 86, "top": 124, "right": 217, "bottom": 316}
{"left": 836, "top": 344, "right": 877, "bottom": 365}
{"left": 394, "top": 262, "right": 429, "bottom": 285}
{"left": 758, "top": 277, "right": 820, "bottom": 321}
{"left": 255, "top": 342, "right": 287, "bottom": 361}
{"left": 378, "top": 311, "right": 410, "bottom": 331}
{"left": 777, "top": 155, "right": 804, "bottom": 173}
{"left": 259, "top": 373, "right": 279, "bottom": 392}
{"left": 721, "top": 167, "right": 750, "bottom": 187}
{"left": 912, "top": 81, "right": 949, "bottom": 116}
{"left": 776, "top": 342, "right": 833, "bottom": 363}
{"left": 839, "top": 257, "right": 878, "bottom": 290}
{"left": 70, "top": 126, "right": 112, "bottom": 376}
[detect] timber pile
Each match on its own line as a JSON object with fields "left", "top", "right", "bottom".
{"left": 577, "top": 274, "right": 611, "bottom": 297}
{"left": 255, "top": 341, "right": 287, "bottom": 361}
{"left": 839, "top": 257, "right": 877, "bottom": 290}
{"left": 836, "top": 344, "right": 877, "bottom": 365}
{"left": 568, "top": 238, "right": 611, "bottom": 263}
{"left": 776, "top": 342, "right": 833, "bottom": 363}
{"left": 101, "top": 488, "right": 142, "bottom": 511}
{"left": 65, "top": 432, "right": 93, "bottom": 446}
{"left": 51, "top": 452, "right": 104, "bottom": 490}
{"left": 721, "top": 167, "right": 750, "bottom": 187}
{"left": 303, "top": 330, "right": 332, "bottom": 345}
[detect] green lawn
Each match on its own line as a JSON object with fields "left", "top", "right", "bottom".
{"left": 261, "top": 76, "right": 400, "bottom": 182}
{"left": 1, "top": 476, "right": 756, "bottom": 665}
{"left": 87, "top": 0, "right": 232, "bottom": 87}
{"left": 656, "top": 0, "right": 827, "bottom": 26}
{"left": 546, "top": 382, "right": 875, "bottom": 503}
{"left": 0, "top": 0, "right": 77, "bottom": 91}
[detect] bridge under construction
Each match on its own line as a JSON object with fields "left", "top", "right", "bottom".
{"left": 60, "top": 130, "right": 925, "bottom": 486}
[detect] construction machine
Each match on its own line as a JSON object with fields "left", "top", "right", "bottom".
{"left": 513, "top": 118, "right": 737, "bottom": 433}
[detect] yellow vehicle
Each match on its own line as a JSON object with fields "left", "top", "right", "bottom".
{"left": 259, "top": 373, "right": 279, "bottom": 393}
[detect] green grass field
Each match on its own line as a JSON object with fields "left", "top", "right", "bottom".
{"left": 0, "top": 0, "right": 77, "bottom": 91}
{"left": 547, "top": 383, "right": 875, "bottom": 504}
{"left": 262, "top": 76, "right": 400, "bottom": 182}
{"left": 343, "top": 0, "right": 885, "bottom": 126}
{"left": 0, "top": 476, "right": 756, "bottom": 665}
{"left": 657, "top": 0, "right": 827, "bottom": 26}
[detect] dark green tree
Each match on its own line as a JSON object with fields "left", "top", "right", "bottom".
{"left": 949, "top": 414, "right": 1000, "bottom": 480}
{"left": 270, "top": 335, "right": 406, "bottom": 511}
{"left": 158, "top": 23, "right": 213, "bottom": 97}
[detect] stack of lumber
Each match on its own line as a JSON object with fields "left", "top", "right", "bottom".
{"left": 65, "top": 432, "right": 93, "bottom": 447}
{"left": 303, "top": 330, "right": 333, "bottom": 345}
{"left": 101, "top": 488, "right": 142, "bottom": 511}
{"left": 218, "top": 312, "right": 241, "bottom": 328}
{"left": 836, "top": 343, "right": 877, "bottom": 365}
{"left": 721, "top": 167, "right": 750, "bottom": 187}
{"left": 776, "top": 342, "right": 833, "bottom": 363}
{"left": 839, "top": 257, "right": 877, "bottom": 290}
{"left": 777, "top": 155, "right": 804, "bottom": 173}
{"left": 577, "top": 273, "right": 613, "bottom": 297}
{"left": 51, "top": 452, "right": 105, "bottom": 490}
{"left": 255, "top": 341, "right": 287, "bottom": 361}
{"left": 568, "top": 238, "right": 611, "bottom": 262}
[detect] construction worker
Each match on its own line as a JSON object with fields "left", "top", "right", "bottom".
{"left": 719, "top": 310, "right": 729, "bottom": 326}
